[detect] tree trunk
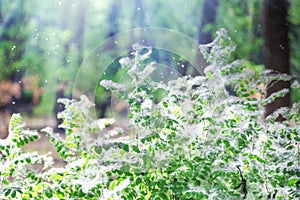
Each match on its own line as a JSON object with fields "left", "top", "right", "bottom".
{"left": 108, "top": 0, "right": 121, "bottom": 37}
{"left": 53, "top": 0, "right": 73, "bottom": 132}
{"left": 262, "top": 0, "right": 290, "bottom": 121}
{"left": 95, "top": 0, "right": 122, "bottom": 118}
{"left": 131, "top": 0, "right": 146, "bottom": 28}
{"left": 193, "top": 0, "right": 219, "bottom": 77}
{"left": 73, "top": 0, "right": 86, "bottom": 66}
{"left": 0, "top": 0, "right": 3, "bottom": 23}
{"left": 198, "top": 0, "right": 219, "bottom": 44}
{"left": 61, "top": 0, "right": 72, "bottom": 65}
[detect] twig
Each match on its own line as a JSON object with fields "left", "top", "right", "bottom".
{"left": 236, "top": 166, "right": 247, "bottom": 199}
{"left": 0, "top": 150, "right": 6, "bottom": 159}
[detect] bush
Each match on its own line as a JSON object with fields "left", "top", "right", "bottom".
{"left": 1, "top": 29, "right": 300, "bottom": 199}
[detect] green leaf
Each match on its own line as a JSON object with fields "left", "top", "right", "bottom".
{"left": 33, "top": 135, "right": 39, "bottom": 140}
{"left": 216, "top": 139, "right": 222, "bottom": 146}
{"left": 256, "top": 156, "right": 265, "bottom": 164}
{"left": 135, "top": 177, "right": 142, "bottom": 185}
{"left": 19, "top": 140, "right": 24, "bottom": 146}
{"left": 78, "top": 189, "right": 85, "bottom": 197}
{"left": 95, "top": 146, "right": 102, "bottom": 154}
{"left": 3, "top": 179, "right": 9, "bottom": 185}
{"left": 57, "top": 145, "right": 63, "bottom": 152}
{"left": 288, "top": 178, "right": 299, "bottom": 187}
{"left": 132, "top": 145, "right": 140, "bottom": 153}
{"left": 223, "top": 139, "right": 230, "bottom": 148}
{"left": 163, "top": 102, "right": 168, "bottom": 108}
{"left": 29, "top": 137, "right": 34, "bottom": 142}
{"left": 56, "top": 190, "right": 64, "bottom": 199}
{"left": 45, "top": 189, "right": 53, "bottom": 198}
{"left": 158, "top": 193, "right": 168, "bottom": 199}
{"left": 123, "top": 144, "right": 129, "bottom": 152}
{"left": 11, "top": 190, "right": 16, "bottom": 198}
{"left": 25, "top": 157, "right": 31, "bottom": 163}
{"left": 4, "top": 189, "right": 11, "bottom": 196}
{"left": 183, "top": 191, "right": 193, "bottom": 198}
{"left": 109, "top": 180, "right": 118, "bottom": 190}
{"left": 24, "top": 137, "right": 29, "bottom": 144}
{"left": 142, "top": 155, "right": 151, "bottom": 168}
{"left": 241, "top": 134, "right": 247, "bottom": 140}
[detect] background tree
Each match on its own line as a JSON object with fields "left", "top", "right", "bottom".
{"left": 53, "top": 0, "right": 86, "bottom": 131}
{"left": 131, "top": 0, "right": 147, "bottom": 29}
{"left": 94, "top": 0, "right": 122, "bottom": 118}
{"left": 194, "top": 0, "right": 219, "bottom": 77}
{"left": 108, "top": 0, "right": 121, "bottom": 37}
{"left": 0, "top": 0, "right": 26, "bottom": 138}
{"left": 289, "top": 0, "right": 300, "bottom": 102}
{"left": 215, "top": 0, "right": 263, "bottom": 63}
{"left": 198, "top": 0, "right": 218, "bottom": 44}
{"left": 262, "top": 0, "right": 290, "bottom": 120}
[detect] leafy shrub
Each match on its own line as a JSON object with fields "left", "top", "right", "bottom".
{"left": 1, "top": 29, "right": 300, "bottom": 199}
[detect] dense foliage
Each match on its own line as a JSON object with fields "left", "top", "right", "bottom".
{"left": 1, "top": 30, "right": 300, "bottom": 199}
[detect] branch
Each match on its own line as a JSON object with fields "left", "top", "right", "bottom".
{"left": 236, "top": 166, "right": 247, "bottom": 199}
{"left": 0, "top": 149, "right": 6, "bottom": 159}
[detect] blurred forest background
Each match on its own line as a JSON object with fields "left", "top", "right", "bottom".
{"left": 0, "top": 0, "right": 300, "bottom": 138}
